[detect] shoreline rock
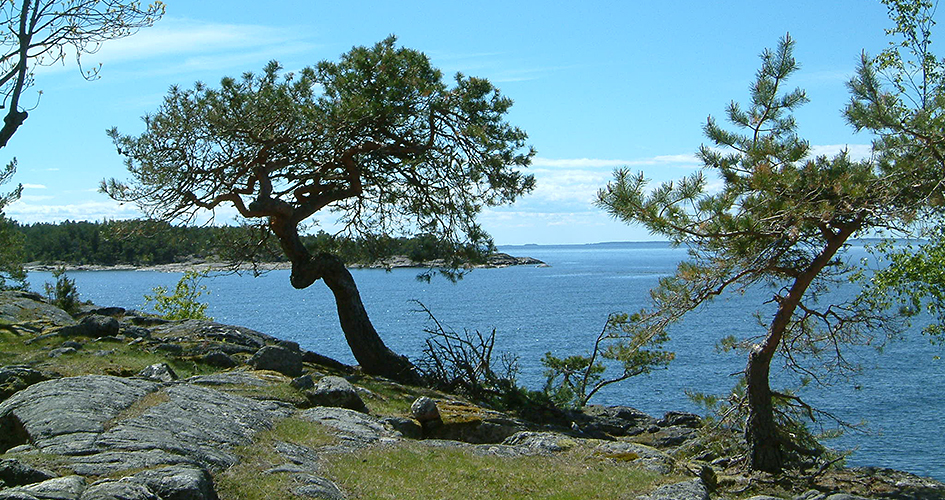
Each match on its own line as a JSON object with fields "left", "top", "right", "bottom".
{"left": 0, "top": 290, "right": 942, "bottom": 500}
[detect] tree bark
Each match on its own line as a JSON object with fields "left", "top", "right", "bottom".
{"left": 300, "top": 252, "right": 421, "bottom": 384}
{"left": 269, "top": 217, "right": 420, "bottom": 384}
{"left": 746, "top": 344, "right": 783, "bottom": 473}
{"left": 743, "top": 221, "right": 860, "bottom": 473}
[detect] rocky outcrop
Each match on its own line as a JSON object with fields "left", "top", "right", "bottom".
{"left": 1, "top": 291, "right": 943, "bottom": 500}
{"left": 0, "top": 291, "right": 75, "bottom": 329}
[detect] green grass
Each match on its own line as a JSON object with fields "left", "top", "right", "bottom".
{"left": 325, "top": 442, "right": 678, "bottom": 500}
{"left": 0, "top": 330, "right": 225, "bottom": 379}
{"left": 214, "top": 416, "right": 338, "bottom": 500}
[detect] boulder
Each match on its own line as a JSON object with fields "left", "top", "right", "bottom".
{"left": 0, "top": 459, "right": 57, "bottom": 487}
{"left": 79, "top": 479, "right": 158, "bottom": 500}
{"left": 650, "top": 425, "right": 698, "bottom": 447}
{"left": 642, "top": 478, "right": 709, "bottom": 500}
{"left": 299, "top": 407, "right": 395, "bottom": 447}
{"left": 0, "top": 375, "right": 160, "bottom": 455}
{"left": 0, "top": 475, "right": 86, "bottom": 500}
{"left": 379, "top": 416, "right": 422, "bottom": 439}
{"left": 75, "top": 305, "right": 126, "bottom": 318}
{"left": 129, "top": 465, "right": 218, "bottom": 500}
{"left": 305, "top": 376, "right": 368, "bottom": 413}
{"left": 136, "top": 363, "right": 178, "bottom": 383}
{"left": 290, "top": 375, "right": 316, "bottom": 391}
{"left": 580, "top": 405, "right": 656, "bottom": 437}
{"left": 0, "top": 291, "right": 75, "bottom": 327}
{"left": 94, "top": 383, "right": 294, "bottom": 471}
{"left": 0, "top": 366, "right": 51, "bottom": 401}
{"left": 502, "top": 431, "right": 575, "bottom": 454}
{"left": 200, "top": 352, "right": 236, "bottom": 369}
{"left": 0, "top": 374, "right": 293, "bottom": 477}
{"left": 48, "top": 347, "right": 78, "bottom": 358}
{"left": 595, "top": 441, "right": 678, "bottom": 475}
{"left": 657, "top": 411, "right": 702, "bottom": 428}
{"left": 58, "top": 315, "right": 120, "bottom": 339}
{"left": 410, "top": 397, "right": 441, "bottom": 425}
{"left": 293, "top": 474, "right": 344, "bottom": 500}
{"left": 151, "top": 321, "right": 273, "bottom": 350}
{"left": 248, "top": 345, "right": 302, "bottom": 377}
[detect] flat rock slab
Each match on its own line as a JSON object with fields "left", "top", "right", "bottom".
{"left": 299, "top": 407, "right": 395, "bottom": 447}
{"left": 0, "top": 375, "right": 160, "bottom": 455}
{"left": 0, "top": 374, "right": 294, "bottom": 476}
{"left": 150, "top": 320, "right": 274, "bottom": 349}
{"left": 96, "top": 383, "right": 294, "bottom": 471}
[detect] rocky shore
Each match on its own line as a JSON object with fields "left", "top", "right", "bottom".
{"left": 0, "top": 289, "right": 942, "bottom": 500}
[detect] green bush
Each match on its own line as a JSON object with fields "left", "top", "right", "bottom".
{"left": 144, "top": 269, "right": 213, "bottom": 320}
{"left": 43, "top": 267, "right": 80, "bottom": 315}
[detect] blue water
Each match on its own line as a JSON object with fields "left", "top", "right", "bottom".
{"left": 27, "top": 242, "right": 944, "bottom": 481}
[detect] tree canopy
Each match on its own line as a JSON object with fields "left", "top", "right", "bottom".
{"left": 846, "top": 0, "right": 945, "bottom": 343}
{"left": 104, "top": 37, "right": 535, "bottom": 382}
{"left": 597, "top": 35, "right": 913, "bottom": 473}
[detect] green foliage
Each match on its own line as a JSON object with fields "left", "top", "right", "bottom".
{"left": 144, "top": 269, "right": 213, "bottom": 321}
{"left": 0, "top": 159, "right": 25, "bottom": 290}
{"left": 43, "top": 267, "right": 80, "bottom": 316}
{"left": 597, "top": 34, "right": 914, "bottom": 472}
{"left": 103, "top": 36, "right": 534, "bottom": 269}
{"left": 858, "top": 234, "right": 945, "bottom": 344}
{"left": 541, "top": 312, "right": 674, "bottom": 408}
{"left": 846, "top": 0, "right": 945, "bottom": 343}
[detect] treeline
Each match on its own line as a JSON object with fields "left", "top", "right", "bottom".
{"left": 14, "top": 220, "right": 486, "bottom": 266}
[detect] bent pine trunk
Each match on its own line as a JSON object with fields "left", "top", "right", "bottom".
{"left": 273, "top": 220, "right": 420, "bottom": 384}
{"left": 746, "top": 344, "right": 783, "bottom": 473}
{"left": 744, "top": 222, "right": 859, "bottom": 473}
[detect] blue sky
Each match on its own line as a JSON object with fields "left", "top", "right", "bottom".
{"left": 1, "top": 1, "right": 915, "bottom": 244}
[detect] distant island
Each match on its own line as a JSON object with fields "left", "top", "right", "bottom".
{"left": 13, "top": 219, "right": 545, "bottom": 272}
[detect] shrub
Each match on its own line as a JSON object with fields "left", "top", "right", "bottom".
{"left": 144, "top": 269, "right": 213, "bottom": 320}
{"left": 43, "top": 267, "right": 80, "bottom": 315}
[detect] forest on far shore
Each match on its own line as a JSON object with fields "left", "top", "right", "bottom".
{"left": 10, "top": 219, "right": 481, "bottom": 267}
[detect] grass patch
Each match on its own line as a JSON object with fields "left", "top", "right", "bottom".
{"left": 351, "top": 375, "right": 460, "bottom": 418}
{"left": 104, "top": 389, "right": 170, "bottom": 430}
{"left": 214, "top": 416, "right": 337, "bottom": 500}
{"left": 325, "top": 442, "right": 677, "bottom": 500}
{"left": 214, "top": 381, "right": 308, "bottom": 407}
{"left": 0, "top": 329, "right": 226, "bottom": 379}
{"left": 3, "top": 450, "right": 76, "bottom": 477}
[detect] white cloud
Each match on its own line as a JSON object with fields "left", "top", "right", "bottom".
{"left": 5, "top": 199, "right": 143, "bottom": 224}
{"left": 21, "top": 184, "right": 47, "bottom": 189}
{"left": 36, "top": 17, "right": 320, "bottom": 78}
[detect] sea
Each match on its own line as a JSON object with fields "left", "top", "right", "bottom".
{"left": 27, "top": 241, "right": 945, "bottom": 481}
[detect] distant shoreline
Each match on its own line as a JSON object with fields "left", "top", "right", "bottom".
{"left": 24, "top": 252, "right": 547, "bottom": 273}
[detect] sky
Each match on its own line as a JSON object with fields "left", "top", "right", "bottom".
{"left": 0, "top": 1, "right": 921, "bottom": 245}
